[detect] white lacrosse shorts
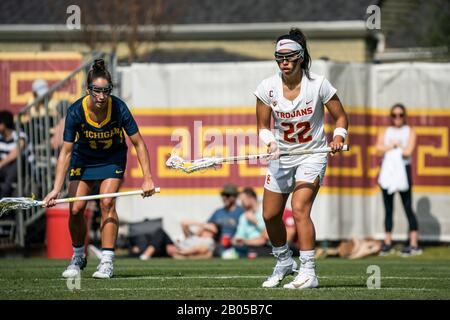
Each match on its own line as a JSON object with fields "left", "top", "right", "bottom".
{"left": 264, "top": 160, "right": 327, "bottom": 194}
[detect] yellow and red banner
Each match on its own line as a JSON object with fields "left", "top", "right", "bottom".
{"left": 0, "top": 52, "right": 83, "bottom": 113}
{"left": 122, "top": 107, "right": 450, "bottom": 195}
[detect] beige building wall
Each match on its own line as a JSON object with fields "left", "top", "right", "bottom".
{"left": 0, "top": 38, "right": 369, "bottom": 62}
{"left": 308, "top": 39, "right": 368, "bottom": 62}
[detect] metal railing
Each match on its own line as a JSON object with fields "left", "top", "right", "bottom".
{"left": 8, "top": 52, "right": 116, "bottom": 248}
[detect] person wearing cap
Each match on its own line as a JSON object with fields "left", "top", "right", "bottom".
{"left": 32, "top": 79, "right": 49, "bottom": 99}
{"left": 29, "top": 79, "right": 57, "bottom": 118}
{"left": 206, "top": 183, "right": 244, "bottom": 254}
{"left": 22, "top": 79, "right": 58, "bottom": 150}
{"left": 255, "top": 28, "right": 348, "bottom": 289}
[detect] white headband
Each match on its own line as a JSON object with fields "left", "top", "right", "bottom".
{"left": 275, "top": 39, "right": 304, "bottom": 57}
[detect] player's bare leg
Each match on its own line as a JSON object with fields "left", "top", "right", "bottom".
{"left": 92, "top": 178, "right": 121, "bottom": 279}
{"left": 62, "top": 180, "right": 94, "bottom": 278}
{"left": 409, "top": 231, "right": 418, "bottom": 248}
{"left": 261, "top": 190, "right": 298, "bottom": 288}
{"left": 263, "top": 190, "right": 289, "bottom": 246}
{"left": 68, "top": 180, "right": 94, "bottom": 245}
{"left": 99, "top": 178, "right": 121, "bottom": 248}
{"left": 292, "top": 177, "right": 320, "bottom": 250}
{"left": 384, "top": 232, "right": 393, "bottom": 246}
{"left": 284, "top": 176, "right": 320, "bottom": 289}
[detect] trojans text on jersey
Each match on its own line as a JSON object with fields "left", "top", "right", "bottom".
{"left": 274, "top": 106, "right": 313, "bottom": 119}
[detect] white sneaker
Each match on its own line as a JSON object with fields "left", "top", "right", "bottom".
{"left": 139, "top": 254, "right": 150, "bottom": 261}
{"left": 92, "top": 260, "right": 114, "bottom": 279}
{"left": 262, "top": 259, "right": 298, "bottom": 288}
{"left": 283, "top": 272, "right": 319, "bottom": 289}
{"left": 62, "top": 255, "right": 87, "bottom": 278}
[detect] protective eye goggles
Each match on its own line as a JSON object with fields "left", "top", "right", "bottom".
{"left": 274, "top": 50, "right": 302, "bottom": 63}
{"left": 88, "top": 84, "right": 113, "bottom": 96}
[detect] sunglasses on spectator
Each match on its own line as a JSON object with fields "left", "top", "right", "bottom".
{"left": 221, "top": 193, "right": 236, "bottom": 198}
{"left": 391, "top": 113, "right": 405, "bottom": 119}
{"left": 274, "top": 51, "right": 302, "bottom": 63}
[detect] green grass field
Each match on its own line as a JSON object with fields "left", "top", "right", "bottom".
{"left": 0, "top": 247, "right": 449, "bottom": 300}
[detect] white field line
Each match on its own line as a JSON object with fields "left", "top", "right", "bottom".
{"left": 0, "top": 275, "right": 449, "bottom": 281}
{"left": 0, "top": 287, "right": 440, "bottom": 293}
{"left": 110, "top": 275, "right": 450, "bottom": 281}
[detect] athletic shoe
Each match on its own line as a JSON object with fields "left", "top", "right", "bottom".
{"left": 283, "top": 272, "right": 319, "bottom": 289}
{"left": 262, "top": 259, "right": 298, "bottom": 288}
{"left": 62, "top": 255, "right": 87, "bottom": 278}
{"left": 92, "top": 260, "right": 114, "bottom": 279}
{"left": 139, "top": 254, "right": 151, "bottom": 261}
{"left": 400, "top": 246, "right": 423, "bottom": 257}
{"left": 379, "top": 244, "right": 394, "bottom": 256}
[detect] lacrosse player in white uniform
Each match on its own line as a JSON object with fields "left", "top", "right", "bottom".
{"left": 255, "top": 28, "right": 348, "bottom": 289}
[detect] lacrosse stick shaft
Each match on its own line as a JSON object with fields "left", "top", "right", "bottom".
{"left": 281, "top": 144, "right": 349, "bottom": 157}
{"left": 36, "top": 188, "right": 160, "bottom": 206}
{"left": 216, "top": 144, "right": 349, "bottom": 163}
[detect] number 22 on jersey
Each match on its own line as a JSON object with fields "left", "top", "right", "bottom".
{"left": 280, "top": 121, "right": 312, "bottom": 144}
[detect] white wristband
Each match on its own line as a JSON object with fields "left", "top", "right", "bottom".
{"left": 333, "top": 127, "right": 347, "bottom": 140}
{"left": 259, "top": 128, "right": 276, "bottom": 145}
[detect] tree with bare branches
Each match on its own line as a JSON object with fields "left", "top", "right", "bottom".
{"left": 60, "top": 0, "right": 179, "bottom": 63}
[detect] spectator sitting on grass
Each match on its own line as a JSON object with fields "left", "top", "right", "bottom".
{"left": 208, "top": 183, "right": 244, "bottom": 253}
{"left": 128, "top": 226, "right": 177, "bottom": 260}
{"left": 173, "top": 221, "right": 219, "bottom": 259}
{"left": 180, "top": 184, "right": 244, "bottom": 256}
{"left": 232, "top": 187, "right": 268, "bottom": 257}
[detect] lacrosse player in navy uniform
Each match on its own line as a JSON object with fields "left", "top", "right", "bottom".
{"left": 44, "top": 59, "right": 155, "bottom": 279}
{"left": 255, "top": 28, "right": 348, "bottom": 289}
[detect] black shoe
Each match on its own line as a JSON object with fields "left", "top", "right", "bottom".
{"left": 379, "top": 244, "right": 393, "bottom": 256}
{"left": 400, "top": 246, "right": 423, "bottom": 257}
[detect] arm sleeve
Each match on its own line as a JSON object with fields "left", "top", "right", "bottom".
{"left": 319, "top": 77, "right": 337, "bottom": 104}
{"left": 121, "top": 103, "right": 139, "bottom": 136}
{"left": 256, "top": 210, "right": 266, "bottom": 232}
{"left": 63, "top": 108, "right": 78, "bottom": 142}
{"left": 207, "top": 210, "right": 218, "bottom": 224}
{"left": 233, "top": 215, "right": 246, "bottom": 239}
{"left": 253, "top": 80, "right": 271, "bottom": 106}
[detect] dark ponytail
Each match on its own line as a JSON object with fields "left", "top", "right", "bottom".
{"left": 86, "top": 59, "right": 112, "bottom": 87}
{"left": 276, "top": 28, "right": 312, "bottom": 80}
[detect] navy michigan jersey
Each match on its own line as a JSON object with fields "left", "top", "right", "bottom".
{"left": 63, "top": 95, "right": 138, "bottom": 170}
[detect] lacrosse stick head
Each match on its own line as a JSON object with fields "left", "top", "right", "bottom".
{"left": 165, "top": 153, "right": 221, "bottom": 173}
{"left": 0, "top": 197, "right": 40, "bottom": 216}
{"left": 165, "top": 153, "right": 184, "bottom": 167}
{"left": 165, "top": 153, "right": 194, "bottom": 173}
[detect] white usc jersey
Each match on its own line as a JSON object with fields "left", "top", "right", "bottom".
{"left": 254, "top": 71, "right": 337, "bottom": 168}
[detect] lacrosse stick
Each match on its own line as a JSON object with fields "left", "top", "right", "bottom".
{"left": 166, "top": 145, "right": 349, "bottom": 173}
{"left": 0, "top": 188, "right": 161, "bottom": 217}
